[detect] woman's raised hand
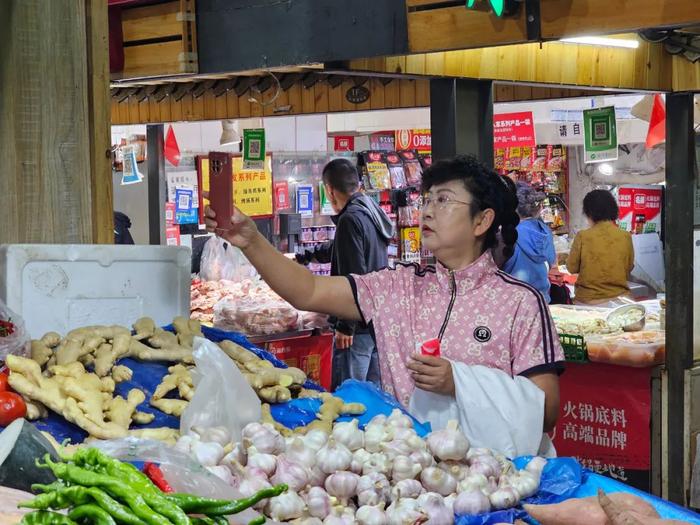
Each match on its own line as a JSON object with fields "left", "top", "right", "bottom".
{"left": 203, "top": 192, "right": 259, "bottom": 250}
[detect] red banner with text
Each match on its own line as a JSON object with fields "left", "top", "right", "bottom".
{"left": 552, "top": 362, "right": 652, "bottom": 490}
{"left": 395, "top": 129, "right": 432, "bottom": 153}
{"left": 493, "top": 111, "right": 536, "bottom": 149}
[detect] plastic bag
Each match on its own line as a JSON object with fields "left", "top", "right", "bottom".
{"left": 0, "top": 301, "right": 29, "bottom": 363}
{"left": 214, "top": 297, "right": 300, "bottom": 335}
{"left": 91, "top": 438, "right": 268, "bottom": 525}
{"left": 180, "top": 337, "right": 261, "bottom": 443}
{"left": 200, "top": 236, "right": 258, "bottom": 282}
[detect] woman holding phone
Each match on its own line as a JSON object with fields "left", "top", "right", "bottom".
{"left": 206, "top": 155, "right": 564, "bottom": 456}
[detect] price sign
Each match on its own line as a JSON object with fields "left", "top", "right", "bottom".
{"left": 233, "top": 155, "right": 273, "bottom": 217}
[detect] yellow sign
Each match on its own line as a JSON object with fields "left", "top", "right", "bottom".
{"left": 233, "top": 155, "right": 273, "bottom": 217}
{"left": 201, "top": 157, "right": 210, "bottom": 208}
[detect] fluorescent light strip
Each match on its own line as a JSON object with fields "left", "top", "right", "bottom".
{"left": 560, "top": 36, "right": 639, "bottom": 49}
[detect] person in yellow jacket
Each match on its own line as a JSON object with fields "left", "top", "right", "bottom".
{"left": 567, "top": 189, "right": 634, "bottom": 305}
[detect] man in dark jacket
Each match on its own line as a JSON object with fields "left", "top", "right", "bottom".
{"left": 296, "top": 159, "right": 394, "bottom": 389}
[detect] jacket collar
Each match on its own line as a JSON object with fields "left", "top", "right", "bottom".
{"left": 331, "top": 192, "right": 363, "bottom": 225}
{"left": 434, "top": 251, "right": 498, "bottom": 295}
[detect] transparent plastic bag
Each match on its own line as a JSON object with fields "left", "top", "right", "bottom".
{"left": 214, "top": 297, "right": 300, "bottom": 335}
{"left": 200, "top": 236, "right": 258, "bottom": 282}
{"left": 91, "top": 438, "right": 267, "bottom": 525}
{"left": 180, "top": 337, "right": 261, "bottom": 443}
{"left": 0, "top": 301, "right": 29, "bottom": 362}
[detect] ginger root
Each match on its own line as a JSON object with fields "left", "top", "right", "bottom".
{"left": 128, "top": 427, "right": 179, "bottom": 445}
{"left": 133, "top": 317, "right": 156, "bottom": 341}
{"left": 152, "top": 365, "right": 193, "bottom": 401}
{"left": 111, "top": 365, "right": 133, "bottom": 383}
{"left": 132, "top": 411, "right": 155, "bottom": 425}
{"left": 23, "top": 397, "right": 48, "bottom": 420}
{"left": 150, "top": 398, "right": 188, "bottom": 417}
{"left": 173, "top": 316, "right": 203, "bottom": 348}
{"left": 107, "top": 389, "right": 146, "bottom": 428}
{"left": 258, "top": 385, "right": 292, "bottom": 404}
{"left": 128, "top": 339, "right": 193, "bottom": 364}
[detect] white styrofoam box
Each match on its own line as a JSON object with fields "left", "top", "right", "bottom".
{"left": 0, "top": 245, "right": 192, "bottom": 338}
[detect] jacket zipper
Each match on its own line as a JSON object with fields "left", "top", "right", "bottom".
{"left": 438, "top": 270, "right": 457, "bottom": 342}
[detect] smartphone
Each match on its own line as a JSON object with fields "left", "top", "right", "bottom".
{"left": 208, "top": 152, "right": 234, "bottom": 232}
{"left": 420, "top": 338, "right": 441, "bottom": 357}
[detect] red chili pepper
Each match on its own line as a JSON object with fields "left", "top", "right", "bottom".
{"left": 143, "top": 462, "right": 174, "bottom": 493}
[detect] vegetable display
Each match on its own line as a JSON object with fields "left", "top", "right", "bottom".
{"left": 18, "top": 447, "right": 287, "bottom": 525}
{"left": 175, "top": 413, "right": 547, "bottom": 524}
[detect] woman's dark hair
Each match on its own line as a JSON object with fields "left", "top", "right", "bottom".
{"left": 583, "top": 189, "right": 619, "bottom": 223}
{"left": 421, "top": 155, "right": 519, "bottom": 259}
{"left": 322, "top": 158, "right": 360, "bottom": 195}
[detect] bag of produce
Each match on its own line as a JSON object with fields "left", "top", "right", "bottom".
{"left": 181, "top": 337, "right": 261, "bottom": 443}
{"left": 200, "top": 236, "right": 258, "bottom": 282}
{"left": 214, "top": 297, "right": 301, "bottom": 335}
{"left": 0, "top": 300, "right": 29, "bottom": 362}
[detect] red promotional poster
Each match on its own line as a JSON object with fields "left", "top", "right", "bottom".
{"left": 395, "top": 129, "right": 432, "bottom": 153}
{"left": 493, "top": 112, "right": 536, "bottom": 149}
{"left": 267, "top": 334, "right": 333, "bottom": 390}
{"left": 274, "top": 181, "right": 291, "bottom": 211}
{"left": 552, "top": 363, "right": 652, "bottom": 490}
{"left": 333, "top": 135, "right": 355, "bottom": 152}
{"left": 617, "top": 185, "right": 663, "bottom": 234}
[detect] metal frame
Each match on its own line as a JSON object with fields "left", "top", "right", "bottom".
{"left": 147, "top": 124, "right": 167, "bottom": 245}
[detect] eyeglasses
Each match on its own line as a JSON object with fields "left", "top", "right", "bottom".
{"left": 418, "top": 194, "right": 472, "bottom": 211}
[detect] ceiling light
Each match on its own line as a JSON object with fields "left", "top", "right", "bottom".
{"left": 560, "top": 36, "right": 639, "bottom": 49}
{"left": 219, "top": 120, "right": 241, "bottom": 146}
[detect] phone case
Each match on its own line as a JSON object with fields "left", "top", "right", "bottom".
{"left": 208, "top": 152, "right": 234, "bottom": 232}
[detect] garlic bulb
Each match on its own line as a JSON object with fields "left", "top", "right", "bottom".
{"left": 206, "top": 465, "right": 236, "bottom": 485}
{"left": 525, "top": 456, "right": 547, "bottom": 479}
{"left": 357, "top": 472, "right": 391, "bottom": 506}
{"left": 457, "top": 473, "right": 488, "bottom": 493}
{"left": 387, "top": 409, "right": 413, "bottom": 429}
{"left": 351, "top": 449, "right": 372, "bottom": 475}
{"left": 291, "top": 518, "right": 323, "bottom": 525}
{"left": 227, "top": 442, "right": 248, "bottom": 466}
{"left": 438, "top": 460, "right": 469, "bottom": 481}
{"left": 466, "top": 448, "right": 491, "bottom": 461}
{"left": 242, "top": 422, "right": 286, "bottom": 455}
{"left": 271, "top": 455, "right": 309, "bottom": 492}
{"left": 324, "top": 506, "right": 356, "bottom": 525}
{"left": 317, "top": 438, "right": 353, "bottom": 474}
{"left": 392, "top": 455, "right": 422, "bottom": 482}
{"left": 420, "top": 467, "right": 457, "bottom": 496}
{"left": 381, "top": 439, "right": 414, "bottom": 460}
{"left": 386, "top": 498, "right": 426, "bottom": 525}
{"left": 308, "top": 466, "right": 329, "bottom": 487}
{"left": 267, "top": 491, "right": 306, "bottom": 521}
{"left": 247, "top": 447, "right": 277, "bottom": 477}
{"left": 502, "top": 470, "right": 539, "bottom": 499}
{"left": 192, "top": 425, "right": 231, "bottom": 446}
{"left": 332, "top": 419, "right": 365, "bottom": 451}
{"left": 426, "top": 420, "right": 469, "bottom": 461}
{"left": 192, "top": 441, "right": 225, "bottom": 467}
{"left": 325, "top": 471, "right": 360, "bottom": 505}
{"left": 483, "top": 477, "right": 498, "bottom": 496}
{"left": 174, "top": 435, "right": 198, "bottom": 455}
{"left": 365, "top": 423, "right": 392, "bottom": 453}
{"left": 443, "top": 494, "right": 456, "bottom": 514}
{"left": 287, "top": 437, "right": 317, "bottom": 469}
{"left": 356, "top": 505, "right": 387, "bottom": 525}
{"left": 453, "top": 490, "right": 491, "bottom": 516}
{"left": 368, "top": 414, "right": 388, "bottom": 426}
{"left": 305, "top": 486, "right": 336, "bottom": 519}
{"left": 304, "top": 429, "right": 330, "bottom": 452}
{"left": 410, "top": 449, "right": 435, "bottom": 470}
{"left": 489, "top": 487, "right": 519, "bottom": 510}
{"left": 238, "top": 469, "right": 272, "bottom": 499}
{"left": 391, "top": 427, "right": 417, "bottom": 441}
{"left": 362, "top": 453, "right": 391, "bottom": 476}
{"left": 391, "top": 479, "right": 424, "bottom": 501}
{"left": 495, "top": 453, "right": 515, "bottom": 477}
{"left": 418, "top": 492, "right": 454, "bottom": 525}
{"left": 468, "top": 455, "right": 502, "bottom": 479}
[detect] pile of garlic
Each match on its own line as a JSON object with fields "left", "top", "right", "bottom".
{"left": 174, "top": 410, "right": 547, "bottom": 525}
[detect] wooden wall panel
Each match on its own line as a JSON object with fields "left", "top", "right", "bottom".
{"left": 111, "top": 77, "right": 434, "bottom": 124}
{"left": 348, "top": 38, "right": 675, "bottom": 91}
{"left": 0, "top": 0, "right": 105, "bottom": 244}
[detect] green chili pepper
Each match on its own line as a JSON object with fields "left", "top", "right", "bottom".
{"left": 165, "top": 484, "right": 287, "bottom": 515}
{"left": 38, "top": 456, "right": 172, "bottom": 525}
{"left": 68, "top": 504, "right": 117, "bottom": 525}
{"left": 71, "top": 449, "right": 159, "bottom": 495}
{"left": 84, "top": 487, "right": 148, "bottom": 525}
{"left": 202, "top": 485, "right": 288, "bottom": 517}
{"left": 247, "top": 516, "right": 266, "bottom": 525}
{"left": 20, "top": 511, "right": 77, "bottom": 525}
{"left": 30, "top": 482, "right": 68, "bottom": 494}
{"left": 19, "top": 486, "right": 92, "bottom": 510}
{"left": 190, "top": 519, "right": 216, "bottom": 525}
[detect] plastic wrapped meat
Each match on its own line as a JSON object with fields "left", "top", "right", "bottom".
{"left": 214, "top": 297, "right": 300, "bottom": 335}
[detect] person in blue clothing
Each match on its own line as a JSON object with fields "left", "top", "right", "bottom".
{"left": 503, "top": 182, "right": 557, "bottom": 303}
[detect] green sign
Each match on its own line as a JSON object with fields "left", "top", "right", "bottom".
{"left": 319, "top": 182, "right": 334, "bottom": 215}
{"left": 466, "top": 0, "right": 507, "bottom": 17}
{"left": 583, "top": 106, "right": 618, "bottom": 164}
{"left": 243, "top": 128, "right": 265, "bottom": 170}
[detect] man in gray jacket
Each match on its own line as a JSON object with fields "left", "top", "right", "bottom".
{"left": 296, "top": 158, "right": 394, "bottom": 389}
